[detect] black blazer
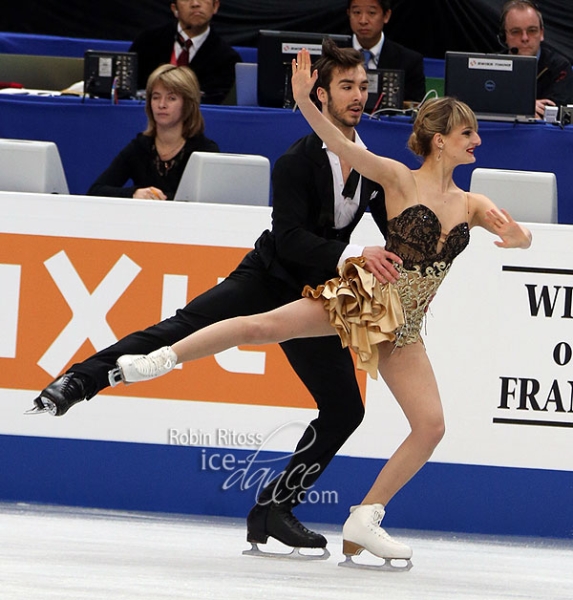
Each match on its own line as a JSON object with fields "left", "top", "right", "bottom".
{"left": 536, "top": 43, "right": 573, "bottom": 106}
{"left": 87, "top": 133, "right": 219, "bottom": 199}
{"left": 377, "top": 38, "right": 426, "bottom": 102}
{"left": 255, "top": 133, "right": 387, "bottom": 292}
{"left": 129, "top": 22, "right": 241, "bottom": 104}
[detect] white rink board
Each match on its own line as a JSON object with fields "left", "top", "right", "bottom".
{"left": 1, "top": 191, "right": 572, "bottom": 473}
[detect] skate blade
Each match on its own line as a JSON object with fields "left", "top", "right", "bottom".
{"left": 24, "top": 398, "right": 57, "bottom": 416}
{"left": 243, "top": 542, "right": 330, "bottom": 561}
{"left": 338, "top": 554, "right": 413, "bottom": 572}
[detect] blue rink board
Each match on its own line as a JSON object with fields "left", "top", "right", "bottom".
{"left": 1, "top": 434, "right": 571, "bottom": 539}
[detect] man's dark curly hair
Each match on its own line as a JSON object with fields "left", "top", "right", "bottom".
{"left": 311, "top": 38, "right": 365, "bottom": 107}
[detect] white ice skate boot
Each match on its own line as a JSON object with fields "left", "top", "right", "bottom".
{"left": 109, "top": 346, "right": 178, "bottom": 385}
{"left": 339, "top": 503, "right": 413, "bottom": 571}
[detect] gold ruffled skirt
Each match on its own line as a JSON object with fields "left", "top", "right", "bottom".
{"left": 302, "top": 257, "right": 404, "bottom": 379}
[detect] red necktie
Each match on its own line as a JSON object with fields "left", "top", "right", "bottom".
{"left": 177, "top": 35, "right": 192, "bottom": 67}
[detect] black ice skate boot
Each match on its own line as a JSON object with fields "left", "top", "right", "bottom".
{"left": 244, "top": 501, "right": 329, "bottom": 560}
{"left": 27, "top": 373, "right": 95, "bottom": 416}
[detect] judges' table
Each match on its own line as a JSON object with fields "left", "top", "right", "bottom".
{"left": 0, "top": 93, "right": 572, "bottom": 223}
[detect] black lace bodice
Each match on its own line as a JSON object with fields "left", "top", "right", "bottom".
{"left": 386, "top": 204, "right": 470, "bottom": 271}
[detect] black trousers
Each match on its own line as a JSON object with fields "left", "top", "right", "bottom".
{"left": 71, "top": 250, "right": 365, "bottom": 506}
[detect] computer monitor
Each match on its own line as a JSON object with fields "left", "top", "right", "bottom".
{"left": 444, "top": 51, "right": 537, "bottom": 121}
{"left": 83, "top": 50, "right": 138, "bottom": 99}
{"left": 0, "top": 54, "right": 84, "bottom": 91}
{"left": 0, "top": 139, "right": 69, "bottom": 194}
{"left": 174, "top": 152, "right": 270, "bottom": 206}
{"left": 257, "top": 30, "right": 352, "bottom": 108}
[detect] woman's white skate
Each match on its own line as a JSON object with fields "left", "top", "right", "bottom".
{"left": 108, "top": 346, "right": 178, "bottom": 386}
{"left": 338, "top": 504, "right": 413, "bottom": 571}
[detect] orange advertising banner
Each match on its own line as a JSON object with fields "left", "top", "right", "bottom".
{"left": 0, "top": 232, "right": 366, "bottom": 409}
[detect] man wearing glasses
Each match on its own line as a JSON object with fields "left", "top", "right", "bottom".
{"left": 500, "top": 0, "right": 573, "bottom": 118}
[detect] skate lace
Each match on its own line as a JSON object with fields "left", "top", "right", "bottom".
{"left": 370, "top": 509, "right": 393, "bottom": 541}
{"left": 283, "top": 510, "right": 314, "bottom": 535}
{"left": 134, "top": 351, "right": 175, "bottom": 377}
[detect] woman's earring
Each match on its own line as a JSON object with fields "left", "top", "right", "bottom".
{"left": 437, "top": 146, "right": 443, "bottom": 161}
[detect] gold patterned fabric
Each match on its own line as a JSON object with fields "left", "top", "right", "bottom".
{"left": 303, "top": 204, "right": 470, "bottom": 379}
{"left": 303, "top": 257, "right": 404, "bottom": 379}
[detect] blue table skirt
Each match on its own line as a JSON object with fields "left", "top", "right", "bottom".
{"left": 0, "top": 94, "right": 570, "bottom": 224}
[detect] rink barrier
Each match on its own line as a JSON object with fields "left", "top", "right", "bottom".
{"left": 1, "top": 192, "right": 572, "bottom": 539}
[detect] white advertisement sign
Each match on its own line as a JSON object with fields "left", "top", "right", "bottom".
{"left": 1, "top": 192, "right": 571, "bottom": 473}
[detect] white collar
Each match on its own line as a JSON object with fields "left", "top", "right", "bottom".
{"left": 352, "top": 32, "right": 385, "bottom": 60}
{"left": 322, "top": 129, "right": 366, "bottom": 151}
{"left": 177, "top": 24, "right": 210, "bottom": 50}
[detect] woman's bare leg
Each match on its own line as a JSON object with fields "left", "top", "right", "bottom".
{"left": 361, "top": 341, "right": 445, "bottom": 505}
{"left": 172, "top": 297, "right": 334, "bottom": 364}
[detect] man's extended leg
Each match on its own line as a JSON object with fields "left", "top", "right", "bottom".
{"left": 31, "top": 254, "right": 283, "bottom": 415}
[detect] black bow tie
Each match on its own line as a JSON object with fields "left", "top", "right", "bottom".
{"left": 342, "top": 169, "right": 361, "bottom": 199}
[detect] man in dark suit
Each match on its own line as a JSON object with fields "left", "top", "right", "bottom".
{"left": 348, "top": 0, "right": 426, "bottom": 103}
{"left": 129, "top": 0, "right": 241, "bottom": 104}
{"left": 31, "top": 43, "right": 400, "bottom": 555}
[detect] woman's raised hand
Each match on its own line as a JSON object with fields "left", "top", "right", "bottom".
{"left": 485, "top": 208, "right": 532, "bottom": 249}
{"left": 291, "top": 49, "right": 318, "bottom": 106}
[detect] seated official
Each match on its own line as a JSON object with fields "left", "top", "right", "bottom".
{"left": 499, "top": 0, "right": 573, "bottom": 118}
{"left": 88, "top": 64, "right": 219, "bottom": 200}
{"left": 347, "top": 0, "right": 426, "bottom": 103}
{"left": 129, "top": 0, "right": 241, "bottom": 105}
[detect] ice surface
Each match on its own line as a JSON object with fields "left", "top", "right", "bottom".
{"left": 1, "top": 502, "right": 572, "bottom": 600}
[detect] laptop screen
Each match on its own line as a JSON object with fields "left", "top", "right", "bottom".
{"left": 444, "top": 52, "right": 537, "bottom": 120}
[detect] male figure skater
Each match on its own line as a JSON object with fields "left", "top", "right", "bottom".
{"left": 31, "top": 42, "right": 400, "bottom": 557}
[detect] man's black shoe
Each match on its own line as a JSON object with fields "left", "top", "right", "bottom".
{"left": 247, "top": 501, "right": 327, "bottom": 548}
{"left": 246, "top": 502, "right": 270, "bottom": 544}
{"left": 30, "top": 373, "right": 92, "bottom": 416}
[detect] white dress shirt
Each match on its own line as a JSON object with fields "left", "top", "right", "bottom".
{"left": 352, "top": 32, "right": 385, "bottom": 70}
{"left": 324, "top": 132, "right": 369, "bottom": 267}
{"left": 175, "top": 25, "right": 210, "bottom": 62}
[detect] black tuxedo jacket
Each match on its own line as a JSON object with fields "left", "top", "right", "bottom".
{"left": 129, "top": 22, "right": 241, "bottom": 104}
{"left": 255, "top": 132, "right": 387, "bottom": 292}
{"left": 377, "top": 38, "right": 426, "bottom": 102}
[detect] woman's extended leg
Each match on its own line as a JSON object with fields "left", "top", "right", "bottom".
{"left": 116, "top": 297, "right": 335, "bottom": 382}
{"left": 172, "top": 297, "right": 334, "bottom": 362}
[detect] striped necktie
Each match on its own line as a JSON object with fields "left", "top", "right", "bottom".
{"left": 176, "top": 34, "right": 192, "bottom": 67}
{"left": 360, "top": 49, "right": 375, "bottom": 68}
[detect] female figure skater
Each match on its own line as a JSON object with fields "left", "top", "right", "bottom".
{"left": 112, "top": 43, "right": 532, "bottom": 567}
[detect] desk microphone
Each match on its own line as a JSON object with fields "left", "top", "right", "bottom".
{"left": 510, "top": 47, "right": 519, "bottom": 55}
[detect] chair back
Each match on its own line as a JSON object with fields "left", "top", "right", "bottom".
{"left": 0, "top": 138, "right": 69, "bottom": 194}
{"left": 470, "top": 168, "right": 558, "bottom": 223}
{"left": 175, "top": 152, "right": 270, "bottom": 206}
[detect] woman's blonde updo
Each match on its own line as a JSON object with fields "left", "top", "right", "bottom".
{"left": 407, "top": 97, "right": 478, "bottom": 158}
